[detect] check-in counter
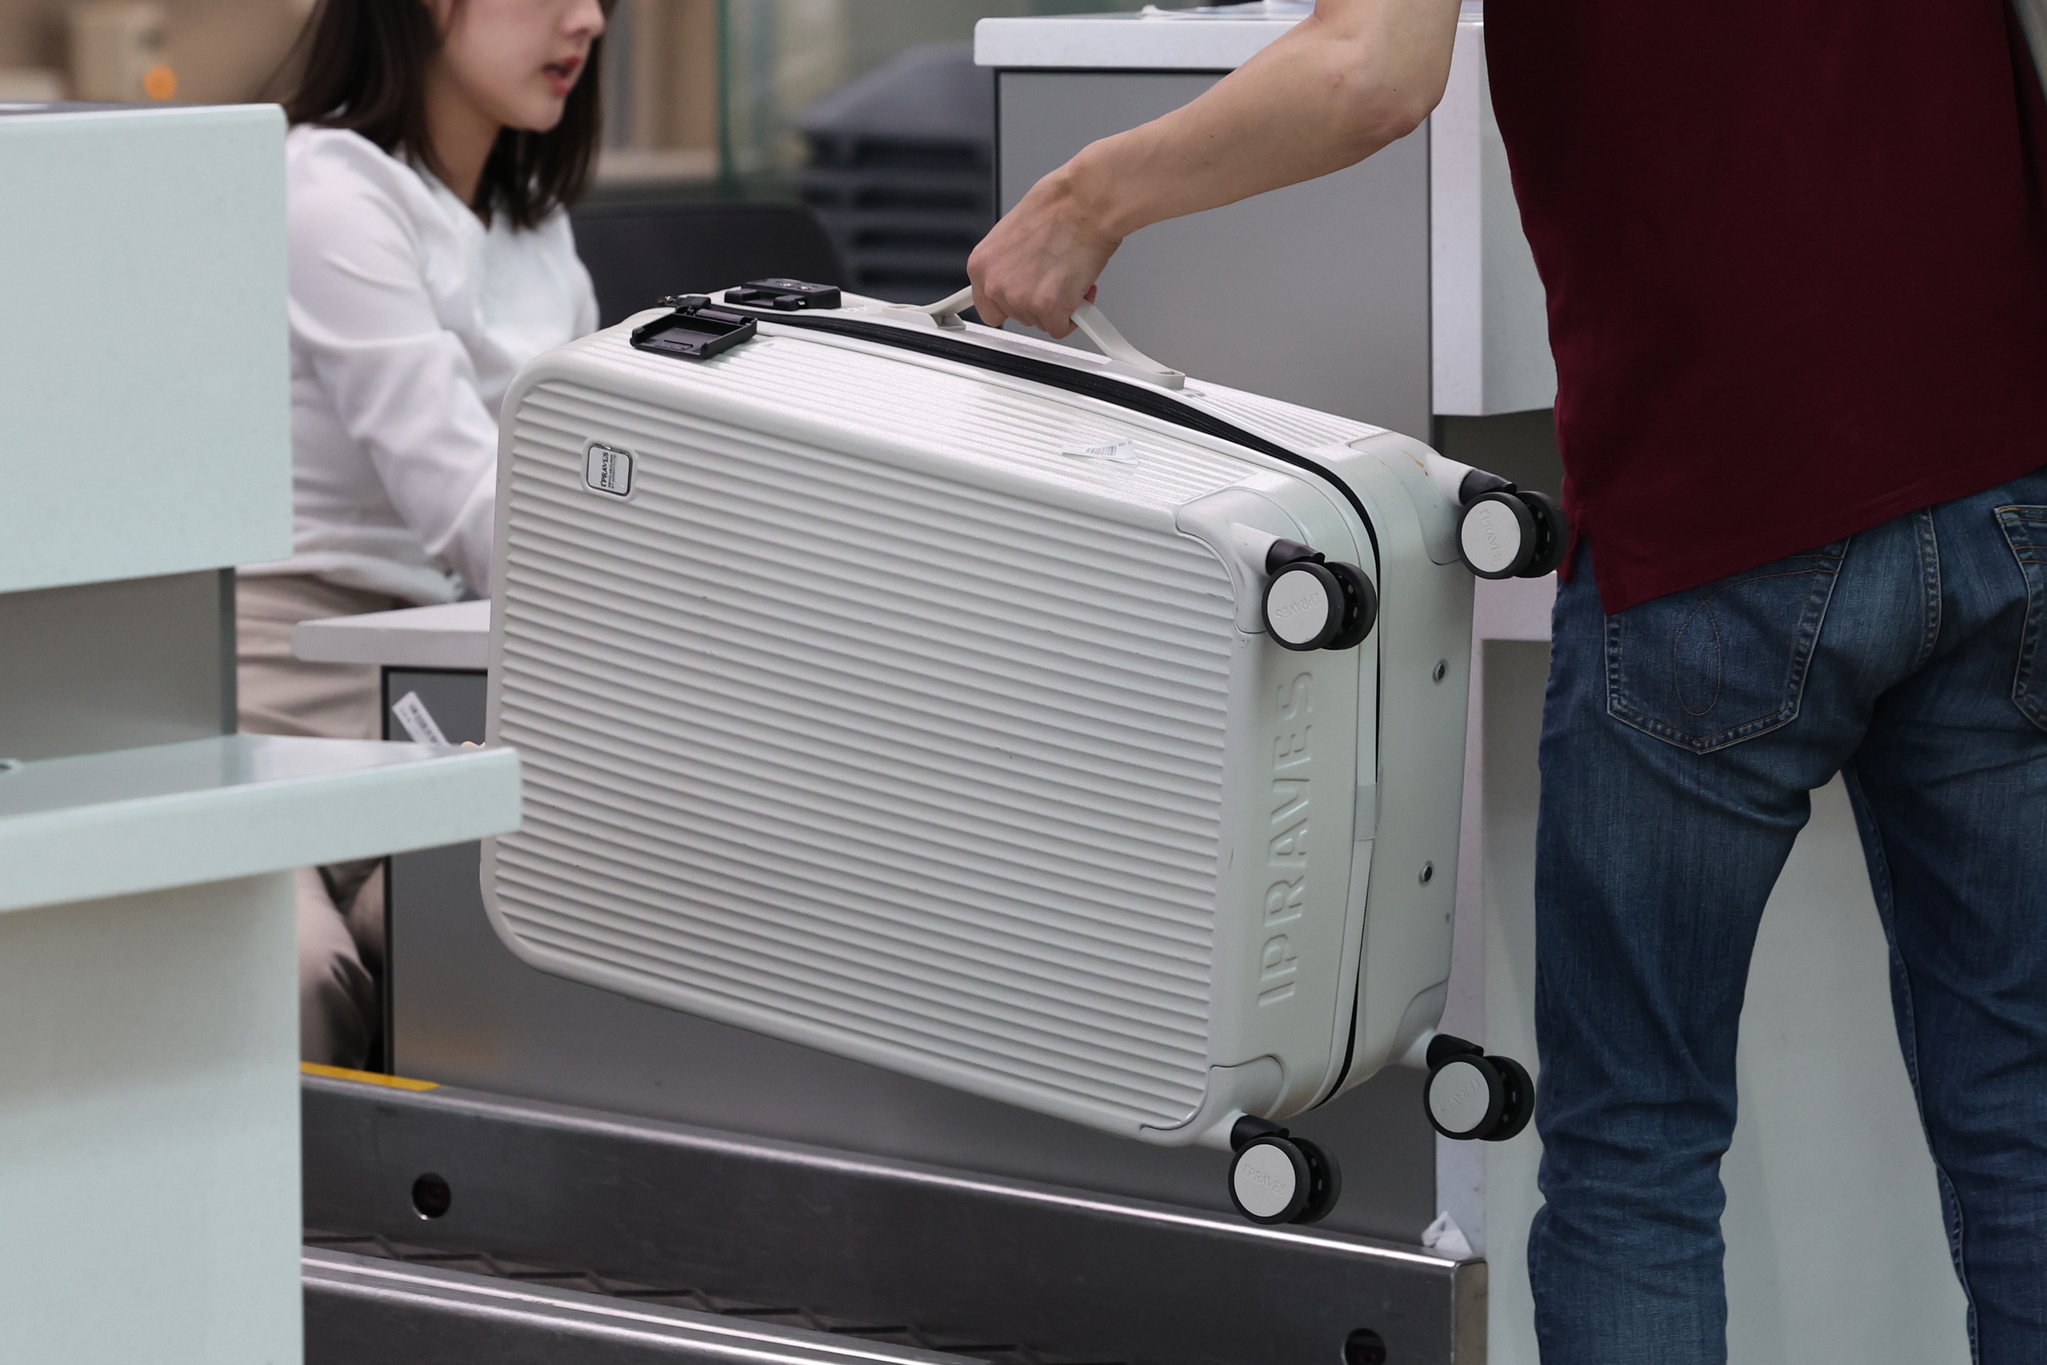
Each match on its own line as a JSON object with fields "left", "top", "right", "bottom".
{"left": 0, "top": 103, "right": 519, "bottom": 1363}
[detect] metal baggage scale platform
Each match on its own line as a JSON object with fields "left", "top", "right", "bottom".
{"left": 301, "top": 1071, "right": 1473, "bottom": 1365}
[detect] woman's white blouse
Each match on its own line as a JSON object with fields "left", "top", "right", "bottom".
{"left": 243, "top": 125, "right": 597, "bottom": 604}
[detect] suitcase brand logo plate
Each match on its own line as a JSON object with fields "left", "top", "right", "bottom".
{"left": 585, "top": 444, "right": 634, "bottom": 497}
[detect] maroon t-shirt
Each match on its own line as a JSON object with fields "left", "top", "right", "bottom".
{"left": 1486, "top": 1, "right": 2047, "bottom": 611}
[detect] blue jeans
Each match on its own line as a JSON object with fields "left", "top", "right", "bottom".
{"left": 1529, "top": 468, "right": 2047, "bottom": 1363}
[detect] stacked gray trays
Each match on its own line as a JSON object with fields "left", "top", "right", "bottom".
{"left": 799, "top": 42, "right": 994, "bottom": 304}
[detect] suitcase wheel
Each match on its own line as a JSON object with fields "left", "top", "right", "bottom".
{"left": 1262, "top": 542, "right": 1378, "bottom": 651}
{"left": 1226, "top": 1119, "right": 1344, "bottom": 1225}
{"left": 1516, "top": 490, "right": 1570, "bottom": 577}
{"left": 1457, "top": 487, "right": 1570, "bottom": 580}
{"left": 1423, "top": 1034, "right": 1534, "bottom": 1142}
{"left": 1483, "top": 1055, "right": 1535, "bottom": 1142}
{"left": 1321, "top": 563, "right": 1378, "bottom": 650}
{"left": 1290, "top": 1136, "right": 1343, "bottom": 1223}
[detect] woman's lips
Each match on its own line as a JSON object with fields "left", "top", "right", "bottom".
{"left": 543, "top": 55, "right": 582, "bottom": 97}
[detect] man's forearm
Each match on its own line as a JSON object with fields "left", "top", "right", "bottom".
{"left": 1060, "top": 0, "right": 1461, "bottom": 240}
{"left": 969, "top": 0, "right": 1461, "bottom": 334}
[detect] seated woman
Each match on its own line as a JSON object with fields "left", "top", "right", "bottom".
{"left": 240, "top": 0, "right": 607, "bottom": 1066}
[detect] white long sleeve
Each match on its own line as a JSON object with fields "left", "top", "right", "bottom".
{"left": 243, "top": 126, "right": 597, "bottom": 603}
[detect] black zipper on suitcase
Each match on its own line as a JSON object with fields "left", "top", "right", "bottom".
{"left": 709, "top": 305, "right": 1381, "bottom": 560}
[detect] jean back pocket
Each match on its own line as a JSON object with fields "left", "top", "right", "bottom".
{"left": 1605, "top": 544, "right": 1848, "bottom": 753}
{"left": 1997, "top": 507, "right": 2047, "bottom": 733}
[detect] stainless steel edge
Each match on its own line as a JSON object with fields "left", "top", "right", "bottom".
{"left": 1452, "top": 1260, "right": 1488, "bottom": 1365}
{"left": 304, "top": 1248, "right": 974, "bottom": 1365}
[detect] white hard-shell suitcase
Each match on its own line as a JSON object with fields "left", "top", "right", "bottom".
{"left": 481, "top": 281, "right": 1561, "bottom": 1224}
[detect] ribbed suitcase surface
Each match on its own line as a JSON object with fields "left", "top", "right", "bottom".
{"left": 484, "top": 297, "right": 1475, "bottom": 1151}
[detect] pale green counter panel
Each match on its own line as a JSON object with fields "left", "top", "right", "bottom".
{"left": 0, "top": 104, "right": 289, "bottom": 594}
{"left": 0, "top": 102, "right": 520, "bottom": 1365}
{"left": 0, "top": 737, "right": 521, "bottom": 1365}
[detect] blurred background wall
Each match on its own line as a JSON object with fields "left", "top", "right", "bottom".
{"left": 0, "top": 0, "right": 1133, "bottom": 180}
{"left": 0, "top": 0, "right": 306, "bottom": 102}
{"left": 0, "top": 0, "right": 1163, "bottom": 298}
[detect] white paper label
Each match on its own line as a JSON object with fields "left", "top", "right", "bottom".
{"left": 1059, "top": 436, "right": 1136, "bottom": 463}
{"left": 391, "top": 691, "right": 449, "bottom": 747}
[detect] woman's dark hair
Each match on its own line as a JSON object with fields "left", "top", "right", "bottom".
{"left": 280, "top": 0, "right": 607, "bottom": 229}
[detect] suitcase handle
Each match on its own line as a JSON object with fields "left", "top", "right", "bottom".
{"left": 915, "top": 287, "right": 1188, "bottom": 391}
{"left": 1068, "top": 301, "right": 1188, "bottom": 390}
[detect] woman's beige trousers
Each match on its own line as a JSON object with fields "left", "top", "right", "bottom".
{"left": 237, "top": 574, "right": 405, "bottom": 1068}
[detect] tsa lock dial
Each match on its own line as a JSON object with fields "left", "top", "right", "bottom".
{"left": 1261, "top": 539, "right": 1377, "bottom": 651}
{"left": 1455, "top": 471, "right": 1568, "bottom": 580}
{"left": 1226, "top": 1117, "right": 1343, "bottom": 1225}
{"left": 1423, "top": 1034, "right": 1533, "bottom": 1142}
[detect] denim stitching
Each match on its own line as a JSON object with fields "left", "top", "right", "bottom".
{"left": 1671, "top": 595, "right": 1724, "bottom": 717}
{"left": 1605, "top": 548, "right": 1848, "bottom": 752}
{"left": 1915, "top": 509, "right": 1942, "bottom": 670}
{"left": 1843, "top": 764, "right": 1980, "bottom": 1361}
{"left": 1996, "top": 508, "right": 2047, "bottom": 734}
{"left": 1611, "top": 575, "right": 1815, "bottom": 746}
{"left": 1605, "top": 610, "right": 1627, "bottom": 723}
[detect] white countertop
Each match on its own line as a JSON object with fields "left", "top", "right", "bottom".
{"left": 294, "top": 598, "right": 492, "bottom": 670}
{"left": 977, "top": 3, "right": 1486, "bottom": 73}
{"left": 976, "top": 7, "right": 1298, "bottom": 70}
{"left": 0, "top": 734, "right": 519, "bottom": 913}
